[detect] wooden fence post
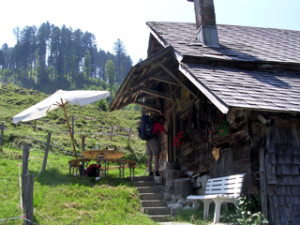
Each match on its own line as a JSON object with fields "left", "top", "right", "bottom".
{"left": 33, "top": 120, "right": 37, "bottom": 132}
{"left": 72, "top": 115, "right": 74, "bottom": 140}
{"left": 110, "top": 126, "right": 114, "bottom": 141}
{"left": 42, "top": 132, "right": 51, "bottom": 172}
{"left": 22, "top": 143, "right": 29, "bottom": 213}
{"left": 23, "top": 174, "right": 34, "bottom": 225}
{"left": 127, "top": 127, "right": 132, "bottom": 145}
{"left": 0, "top": 122, "right": 4, "bottom": 152}
{"left": 81, "top": 135, "right": 86, "bottom": 151}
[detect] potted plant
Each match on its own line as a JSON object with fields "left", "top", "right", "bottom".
{"left": 173, "top": 131, "right": 189, "bottom": 149}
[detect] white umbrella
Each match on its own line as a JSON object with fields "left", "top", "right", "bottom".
{"left": 13, "top": 89, "right": 110, "bottom": 158}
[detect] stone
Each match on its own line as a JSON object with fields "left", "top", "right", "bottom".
{"left": 185, "top": 171, "right": 194, "bottom": 177}
{"left": 174, "top": 178, "right": 193, "bottom": 197}
{"left": 195, "top": 174, "right": 210, "bottom": 195}
{"left": 154, "top": 175, "right": 162, "bottom": 184}
{"left": 192, "top": 176, "right": 202, "bottom": 188}
{"left": 168, "top": 203, "right": 182, "bottom": 216}
{"left": 183, "top": 205, "right": 192, "bottom": 210}
{"left": 166, "top": 162, "right": 178, "bottom": 170}
{"left": 163, "top": 193, "right": 172, "bottom": 202}
{"left": 178, "top": 199, "right": 188, "bottom": 207}
{"left": 165, "top": 180, "right": 175, "bottom": 193}
{"left": 175, "top": 194, "right": 183, "bottom": 202}
{"left": 186, "top": 200, "right": 193, "bottom": 207}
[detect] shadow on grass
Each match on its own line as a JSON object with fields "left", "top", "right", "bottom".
{"left": 32, "top": 167, "right": 135, "bottom": 188}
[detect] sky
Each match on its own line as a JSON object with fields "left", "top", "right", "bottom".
{"left": 0, "top": 0, "right": 299, "bottom": 65}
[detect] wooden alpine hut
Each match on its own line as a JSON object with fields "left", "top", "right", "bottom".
{"left": 110, "top": 0, "right": 300, "bottom": 224}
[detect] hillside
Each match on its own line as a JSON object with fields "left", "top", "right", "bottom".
{"left": 0, "top": 83, "right": 146, "bottom": 163}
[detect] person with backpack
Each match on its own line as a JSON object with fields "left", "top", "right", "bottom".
{"left": 146, "top": 115, "right": 170, "bottom": 176}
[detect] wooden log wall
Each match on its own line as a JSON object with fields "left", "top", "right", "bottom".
{"left": 162, "top": 77, "right": 257, "bottom": 195}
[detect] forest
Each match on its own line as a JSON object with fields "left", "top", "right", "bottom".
{"left": 0, "top": 21, "right": 141, "bottom": 110}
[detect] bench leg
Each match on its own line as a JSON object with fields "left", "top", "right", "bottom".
{"left": 212, "top": 199, "right": 224, "bottom": 223}
{"left": 202, "top": 199, "right": 213, "bottom": 219}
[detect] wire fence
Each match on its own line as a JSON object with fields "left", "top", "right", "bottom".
{"left": 0, "top": 119, "right": 138, "bottom": 157}
{"left": 0, "top": 119, "right": 139, "bottom": 225}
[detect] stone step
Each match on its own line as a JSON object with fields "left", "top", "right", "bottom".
{"left": 141, "top": 200, "right": 167, "bottom": 207}
{"left": 134, "top": 181, "right": 157, "bottom": 187}
{"left": 141, "top": 206, "right": 170, "bottom": 215}
{"left": 148, "top": 215, "right": 171, "bottom": 222}
{"left": 139, "top": 193, "right": 163, "bottom": 200}
{"left": 134, "top": 176, "right": 154, "bottom": 182}
{"left": 136, "top": 186, "right": 160, "bottom": 193}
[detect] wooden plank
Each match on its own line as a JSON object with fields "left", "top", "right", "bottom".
{"left": 259, "top": 148, "right": 268, "bottom": 220}
{"left": 140, "top": 88, "right": 173, "bottom": 101}
{"left": 42, "top": 132, "right": 51, "bottom": 172}
{"left": 150, "top": 75, "right": 180, "bottom": 86}
{"left": 189, "top": 104, "right": 194, "bottom": 148}
{"left": 172, "top": 108, "right": 176, "bottom": 162}
{"left": 133, "top": 101, "right": 161, "bottom": 113}
{"left": 158, "top": 62, "right": 199, "bottom": 100}
{"left": 265, "top": 153, "right": 277, "bottom": 184}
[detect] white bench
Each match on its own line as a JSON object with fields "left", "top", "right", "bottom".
{"left": 187, "top": 174, "right": 245, "bottom": 223}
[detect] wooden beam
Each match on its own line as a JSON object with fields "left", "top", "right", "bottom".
{"left": 140, "top": 88, "right": 173, "bottom": 101}
{"left": 133, "top": 101, "right": 161, "bottom": 113}
{"left": 136, "top": 46, "right": 172, "bottom": 69}
{"left": 130, "top": 69, "right": 161, "bottom": 91}
{"left": 150, "top": 75, "right": 180, "bottom": 86}
{"left": 179, "top": 64, "right": 229, "bottom": 114}
{"left": 116, "top": 100, "right": 134, "bottom": 110}
{"left": 157, "top": 61, "right": 199, "bottom": 100}
{"left": 123, "top": 80, "right": 158, "bottom": 103}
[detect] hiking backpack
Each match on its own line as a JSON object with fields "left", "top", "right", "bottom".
{"left": 138, "top": 115, "right": 155, "bottom": 140}
{"left": 85, "top": 164, "right": 101, "bottom": 177}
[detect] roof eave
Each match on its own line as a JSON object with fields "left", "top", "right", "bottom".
{"left": 179, "top": 63, "right": 229, "bottom": 114}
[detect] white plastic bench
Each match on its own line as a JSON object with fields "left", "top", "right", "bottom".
{"left": 187, "top": 173, "right": 245, "bottom": 223}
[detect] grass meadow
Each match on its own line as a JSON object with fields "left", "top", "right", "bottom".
{"left": 0, "top": 84, "right": 214, "bottom": 225}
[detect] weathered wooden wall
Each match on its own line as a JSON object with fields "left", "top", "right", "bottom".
{"left": 148, "top": 66, "right": 300, "bottom": 224}
{"left": 263, "top": 120, "right": 300, "bottom": 224}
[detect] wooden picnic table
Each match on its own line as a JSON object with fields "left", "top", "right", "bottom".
{"left": 69, "top": 150, "right": 137, "bottom": 180}
{"left": 94, "top": 158, "right": 137, "bottom": 181}
{"left": 81, "top": 149, "right": 125, "bottom": 159}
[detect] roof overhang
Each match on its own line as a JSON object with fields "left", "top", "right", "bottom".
{"left": 109, "top": 47, "right": 177, "bottom": 113}
{"left": 179, "top": 63, "right": 229, "bottom": 114}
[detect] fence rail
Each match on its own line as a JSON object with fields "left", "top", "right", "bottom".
{"left": 0, "top": 119, "right": 137, "bottom": 157}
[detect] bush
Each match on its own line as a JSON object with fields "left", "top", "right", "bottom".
{"left": 222, "top": 195, "right": 269, "bottom": 225}
{"left": 95, "top": 99, "right": 109, "bottom": 111}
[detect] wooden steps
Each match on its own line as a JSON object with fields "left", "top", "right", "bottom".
{"left": 134, "top": 176, "right": 171, "bottom": 222}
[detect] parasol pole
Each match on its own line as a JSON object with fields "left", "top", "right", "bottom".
{"left": 60, "top": 99, "right": 78, "bottom": 158}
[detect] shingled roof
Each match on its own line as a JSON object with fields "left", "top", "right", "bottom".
{"left": 147, "top": 22, "right": 300, "bottom": 64}
{"left": 180, "top": 63, "right": 300, "bottom": 113}
{"left": 146, "top": 22, "right": 300, "bottom": 114}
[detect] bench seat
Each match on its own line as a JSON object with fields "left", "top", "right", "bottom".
{"left": 187, "top": 174, "right": 245, "bottom": 224}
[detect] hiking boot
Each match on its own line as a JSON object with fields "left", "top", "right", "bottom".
{"left": 155, "top": 171, "right": 160, "bottom": 176}
{"left": 149, "top": 171, "right": 154, "bottom": 176}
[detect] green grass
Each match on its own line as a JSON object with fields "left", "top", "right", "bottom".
{"left": 0, "top": 148, "right": 155, "bottom": 225}
{"left": 0, "top": 84, "right": 214, "bottom": 225}
{"left": 0, "top": 84, "right": 146, "bottom": 164}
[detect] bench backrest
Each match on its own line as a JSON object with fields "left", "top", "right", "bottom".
{"left": 205, "top": 174, "right": 245, "bottom": 196}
